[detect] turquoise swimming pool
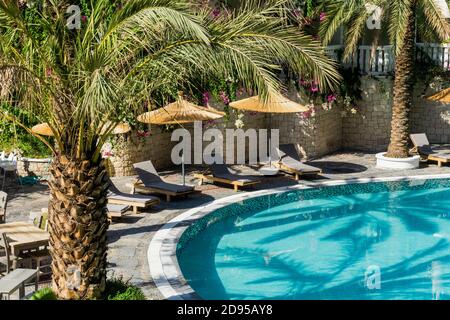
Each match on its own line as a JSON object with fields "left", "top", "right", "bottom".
{"left": 177, "top": 178, "right": 450, "bottom": 300}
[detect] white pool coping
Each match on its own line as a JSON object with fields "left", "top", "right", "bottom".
{"left": 147, "top": 173, "right": 450, "bottom": 300}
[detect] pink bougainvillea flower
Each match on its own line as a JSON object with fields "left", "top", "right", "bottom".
{"left": 299, "top": 78, "right": 308, "bottom": 86}
{"left": 212, "top": 8, "right": 221, "bottom": 18}
{"left": 219, "top": 91, "right": 230, "bottom": 105}
{"left": 319, "top": 12, "right": 326, "bottom": 22}
{"left": 45, "top": 67, "right": 53, "bottom": 77}
{"left": 327, "top": 94, "right": 337, "bottom": 103}
{"left": 202, "top": 92, "right": 211, "bottom": 106}
{"left": 81, "top": 16, "right": 88, "bottom": 23}
{"left": 310, "top": 84, "right": 319, "bottom": 93}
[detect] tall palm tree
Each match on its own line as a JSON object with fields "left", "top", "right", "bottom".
{"left": 0, "top": 0, "right": 340, "bottom": 299}
{"left": 320, "top": 0, "right": 450, "bottom": 158}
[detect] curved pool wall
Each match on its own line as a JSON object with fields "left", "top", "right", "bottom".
{"left": 148, "top": 174, "right": 450, "bottom": 300}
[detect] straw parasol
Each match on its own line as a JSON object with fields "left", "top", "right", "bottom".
{"left": 100, "top": 122, "right": 131, "bottom": 135}
{"left": 137, "top": 92, "right": 225, "bottom": 125}
{"left": 426, "top": 87, "right": 450, "bottom": 103}
{"left": 31, "top": 123, "right": 53, "bottom": 136}
{"left": 229, "top": 94, "right": 309, "bottom": 114}
{"left": 31, "top": 122, "right": 131, "bottom": 136}
{"left": 230, "top": 93, "right": 309, "bottom": 165}
{"left": 137, "top": 92, "right": 225, "bottom": 185}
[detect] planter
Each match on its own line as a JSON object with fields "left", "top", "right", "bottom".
{"left": 17, "top": 157, "right": 52, "bottom": 178}
{"left": 375, "top": 152, "right": 420, "bottom": 170}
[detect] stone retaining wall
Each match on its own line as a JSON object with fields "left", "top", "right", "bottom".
{"left": 271, "top": 104, "right": 342, "bottom": 159}
{"left": 342, "top": 76, "right": 450, "bottom": 152}
{"left": 104, "top": 77, "right": 450, "bottom": 177}
{"left": 342, "top": 76, "right": 393, "bottom": 152}
{"left": 16, "top": 158, "right": 52, "bottom": 178}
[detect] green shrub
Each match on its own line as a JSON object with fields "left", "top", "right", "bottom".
{"left": 107, "top": 286, "right": 146, "bottom": 300}
{"left": 105, "top": 275, "right": 146, "bottom": 300}
{"left": 0, "top": 103, "right": 52, "bottom": 158}
{"left": 28, "top": 276, "right": 146, "bottom": 300}
{"left": 29, "top": 287, "right": 57, "bottom": 300}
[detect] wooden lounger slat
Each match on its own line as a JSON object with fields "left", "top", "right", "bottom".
{"left": 194, "top": 173, "right": 261, "bottom": 192}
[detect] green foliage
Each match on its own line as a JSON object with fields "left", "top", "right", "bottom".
{"left": 29, "top": 287, "right": 57, "bottom": 300}
{"left": 0, "top": 0, "right": 339, "bottom": 163}
{"left": 105, "top": 275, "right": 146, "bottom": 300}
{"left": 0, "top": 104, "right": 52, "bottom": 158}
{"left": 28, "top": 276, "right": 146, "bottom": 300}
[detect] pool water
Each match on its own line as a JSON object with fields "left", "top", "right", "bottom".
{"left": 177, "top": 179, "right": 450, "bottom": 300}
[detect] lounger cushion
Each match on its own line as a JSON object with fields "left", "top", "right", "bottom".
{"left": 280, "top": 157, "right": 322, "bottom": 173}
{"left": 133, "top": 161, "right": 163, "bottom": 183}
{"left": 429, "top": 151, "right": 450, "bottom": 160}
{"left": 411, "top": 133, "right": 450, "bottom": 157}
{"left": 140, "top": 181, "right": 194, "bottom": 193}
{"left": 211, "top": 164, "right": 261, "bottom": 183}
{"left": 107, "top": 204, "right": 130, "bottom": 214}
{"left": 108, "top": 180, "right": 159, "bottom": 204}
{"left": 133, "top": 160, "right": 195, "bottom": 194}
{"left": 108, "top": 192, "right": 159, "bottom": 204}
{"left": 410, "top": 133, "right": 430, "bottom": 148}
{"left": 276, "top": 144, "right": 321, "bottom": 174}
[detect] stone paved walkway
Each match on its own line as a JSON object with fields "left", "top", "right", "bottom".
{"left": 4, "top": 151, "right": 450, "bottom": 299}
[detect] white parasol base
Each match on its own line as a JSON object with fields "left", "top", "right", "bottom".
{"left": 376, "top": 152, "right": 420, "bottom": 170}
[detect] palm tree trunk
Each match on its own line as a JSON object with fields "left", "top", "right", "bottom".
{"left": 48, "top": 155, "right": 110, "bottom": 300}
{"left": 386, "top": 3, "right": 417, "bottom": 158}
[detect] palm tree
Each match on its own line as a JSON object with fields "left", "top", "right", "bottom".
{"left": 0, "top": 0, "right": 340, "bottom": 299}
{"left": 320, "top": 0, "right": 450, "bottom": 158}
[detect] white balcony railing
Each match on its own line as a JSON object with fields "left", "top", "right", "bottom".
{"left": 325, "top": 43, "right": 450, "bottom": 75}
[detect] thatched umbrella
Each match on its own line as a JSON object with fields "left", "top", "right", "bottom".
{"left": 137, "top": 93, "right": 225, "bottom": 124}
{"left": 31, "top": 123, "right": 54, "bottom": 136}
{"left": 137, "top": 92, "right": 225, "bottom": 185}
{"left": 230, "top": 93, "right": 309, "bottom": 165}
{"left": 100, "top": 122, "right": 132, "bottom": 135}
{"left": 426, "top": 87, "right": 450, "bottom": 103}
{"left": 32, "top": 122, "right": 131, "bottom": 136}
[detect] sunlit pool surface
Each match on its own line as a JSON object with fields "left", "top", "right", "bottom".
{"left": 177, "top": 179, "right": 450, "bottom": 300}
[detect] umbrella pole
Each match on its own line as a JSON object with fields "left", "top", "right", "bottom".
{"left": 268, "top": 115, "right": 272, "bottom": 166}
{"left": 182, "top": 149, "right": 185, "bottom": 186}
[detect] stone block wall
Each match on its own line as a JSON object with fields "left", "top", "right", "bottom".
{"left": 342, "top": 76, "right": 393, "bottom": 152}
{"left": 410, "top": 92, "right": 450, "bottom": 144}
{"left": 104, "top": 76, "right": 450, "bottom": 177}
{"left": 342, "top": 76, "right": 450, "bottom": 152}
{"left": 271, "top": 104, "right": 342, "bottom": 159}
{"left": 106, "top": 127, "right": 175, "bottom": 177}
{"left": 16, "top": 158, "right": 52, "bottom": 178}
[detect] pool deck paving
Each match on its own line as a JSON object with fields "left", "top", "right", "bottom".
{"left": 4, "top": 151, "right": 450, "bottom": 299}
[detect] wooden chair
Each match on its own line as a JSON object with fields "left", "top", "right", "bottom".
{"left": 0, "top": 191, "right": 6, "bottom": 224}
{"left": 1, "top": 233, "right": 32, "bottom": 276}
{"left": 194, "top": 163, "right": 262, "bottom": 192}
{"left": 410, "top": 133, "right": 450, "bottom": 167}
{"left": 132, "top": 161, "right": 196, "bottom": 201}
{"left": 23, "top": 212, "right": 51, "bottom": 280}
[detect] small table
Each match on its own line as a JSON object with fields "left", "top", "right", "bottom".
{"left": 259, "top": 166, "right": 280, "bottom": 176}
{"left": 0, "top": 222, "right": 49, "bottom": 256}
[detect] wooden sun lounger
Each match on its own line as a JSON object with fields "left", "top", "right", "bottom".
{"left": 410, "top": 133, "right": 450, "bottom": 167}
{"left": 128, "top": 182, "right": 195, "bottom": 202}
{"left": 108, "top": 181, "right": 160, "bottom": 214}
{"left": 194, "top": 163, "right": 262, "bottom": 192}
{"left": 274, "top": 162, "right": 322, "bottom": 181}
{"left": 274, "top": 144, "right": 322, "bottom": 180}
{"left": 131, "top": 161, "right": 196, "bottom": 202}
{"left": 106, "top": 204, "right": 131, "bottom": 219}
